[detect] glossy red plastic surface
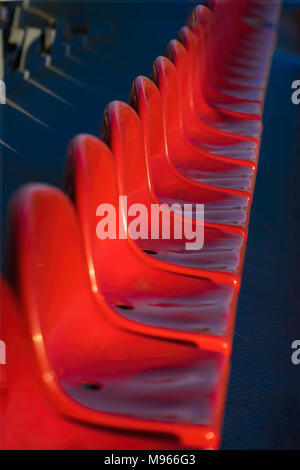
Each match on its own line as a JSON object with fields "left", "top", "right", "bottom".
{"left": 105, "top": 100, "right": 251, "bottom": 236}
{"left": 187, "top": 3, "right": 279, "bottom": 93}
{"left": 1, "top": 186, "right": 230, "bottom": 449}
{"left": 1, "top": 0, "right": 280, "bottom": 450}
{"left": 166, "top": 38, "right": 262, "bottom": 140}
{"left": 132, "top": 74, "right": 256, "bottom": 197}
{"left": 122, "top": 80, "right": 248, "bottom": 274}
{"left": 153, "top": 54, "right": 260, "bottom": 164}
{"left": 1, "top": 279, "right": 203, "bottom": 450}
{"left": 66, "top": 134, "right": 239, "bottom": 347}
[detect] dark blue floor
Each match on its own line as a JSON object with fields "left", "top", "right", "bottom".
{"left": 222, "top": 46, "right": 300, "bottom": 449}
{"left": 1, "top": 1, "right": 300, "bottom": 450}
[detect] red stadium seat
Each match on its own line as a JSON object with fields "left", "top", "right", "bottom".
{"left": 166, "top": 38, "right": 262, "bottom": 139}
{"left": 65, "top": 134, "right": 240, "bottom": 345}
{"left": 67, "top": 133, "right": 247, "bottom": 278}
{"left": 131, "top": 74, "right": 255, "bottom": 198}
{"left": 179, "top": 22, "right": 265, "bottom": 109}
{"left": 1, "top": 279, "right": 198, "bottom": 450}
{"left": 103, "top": 100, "right": 251, "bottom": 234}
{"left": 2, "top": 185, "right": 231, "bottom": 449}
{"left": 153, "top": 55, "right": 259, "bottom": 163}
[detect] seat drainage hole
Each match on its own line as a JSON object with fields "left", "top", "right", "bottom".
{"left": 116, "top": 303, "right": 134, "bottom": 310}
{"left": 195, "top": 328, "right": 211, "bottom": 333}
{"left": 80, "top": 382, "right": 102, "bottom": 391}
{"left": 143, "top": 249, "right": 157, "bottom": 255}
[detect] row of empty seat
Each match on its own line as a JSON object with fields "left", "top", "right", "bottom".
{"left": 0, "top": 0, "right": 281, "bottom": 450}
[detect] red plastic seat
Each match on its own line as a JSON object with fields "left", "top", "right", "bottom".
{"left": 166, "top": 38, "right": 262, "bottom": 140}
{"left": 212, "top": 1, "right": 280, "bottom": 52}
{"left": 153, "top": 55, "right": 259, "bottom": 164}
{"left": 192, "top": 7, "right": 272, "bottom": 84}
{"left": 66, "top": 134, "right": 246, "bottom": 279}
{"left": 193, "top": 3, "right": 277, "bottom": 70}
{"left": 66, "top": 134, "right": 241, "bottom": 348}
{"left": 1, "top": 185, "right": 231, "bottom": 449}
{"left": 215, "top": 7, "right": 276, "bottom": 50}
{"left": 131, "top": 75, "right": 256, "bottom": 200}
{"left": 185, "top": 5, "right": 278, "bottom": 103}
{"left": 179, "top": 22, "right": 265, "bottom": 110}
{"left": 0, "top": 280, "right": 197, "bottom": 450}
{"left": 101, "top": 100, "right": 251, "bottom": 236}
{"left": 230, "top": 0, "right": 279, "bottom": 20}
{"left": 185, "top": 2, "right": 279, "bottom": 109}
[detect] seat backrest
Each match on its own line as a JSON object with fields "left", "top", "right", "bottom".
{"left": 130, "top": 76, "right": 171, "bottom": 190}
{"left": 6, "top": 184, "right": 114, "bottom": 371}
{"left": 191, "top": 4, "right": 213, "bottom": 40}
{"left": 66, "top": 133, "right": 164, "bottom": 295}
{"left": 151, "top": 56, "right": 183, "bottom": 136}
{"left": 178, "top": 25, "right": 213, "bottom": 110}
{"left": 6, "top": 184, "right": 209, "bottom": 445}
{"left": 178, "top": 25, "right": 202, "bottom": 86}
{"left": 166, "top": 39, "right": 194, "bottom": 116}
{"left": 100, "top": 101, "right": 154, "bottom": 209}
{"left": 153, "top": 52, "right": 205, "bottom": 140}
